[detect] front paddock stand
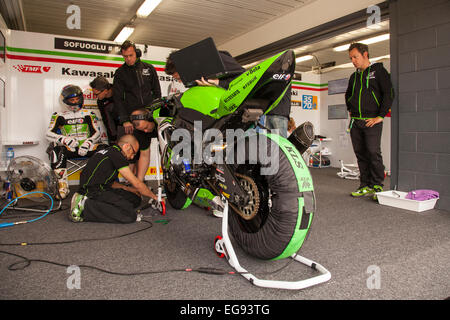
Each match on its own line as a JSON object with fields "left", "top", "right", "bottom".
{"left": 214, "top": 201, "right": 331, "bottom": 290}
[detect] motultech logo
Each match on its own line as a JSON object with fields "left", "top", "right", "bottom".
{"left": 13, "top": 65, "right": 51, "bottom": 73}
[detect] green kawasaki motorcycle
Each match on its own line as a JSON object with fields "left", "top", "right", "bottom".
{"left": 150, "top": 50, "right": 316, "bottom": 261}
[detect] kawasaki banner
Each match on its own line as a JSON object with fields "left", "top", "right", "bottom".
{"left": 4, "top": 30, "right": 185, "bottom": 181}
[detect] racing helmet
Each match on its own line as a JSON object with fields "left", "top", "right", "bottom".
{"left": 60, "top": 84, "right": 84, "bottom": 112}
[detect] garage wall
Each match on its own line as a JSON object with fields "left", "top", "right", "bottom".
{"left": 0, "top": 14, "right": 9, "bottom": 168}
{"left": 390, "top": 0, "right": 450, "bottom": 211}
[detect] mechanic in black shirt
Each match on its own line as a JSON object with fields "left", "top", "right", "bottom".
{"left": 69, "top": 134, "right": 164, "bottom": 223}
{"left": 90, "top": 76, "right": 118, "bottom": 144}
{"left": 113, "top": 41, "right": 162, "bottom": 136}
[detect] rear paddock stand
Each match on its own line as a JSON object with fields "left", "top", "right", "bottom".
{"left": 214, "top": 200, "right": 331, "bottom": 290}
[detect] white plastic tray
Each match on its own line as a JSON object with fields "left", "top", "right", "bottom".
{"left": 376, "top": 190, "right": 438, "bottom": 212}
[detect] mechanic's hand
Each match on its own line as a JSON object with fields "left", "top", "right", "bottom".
{"left": 195, "top": 77, "right": 219, "bottom": 87}
{"left": 123, "top": 121, "right": 134, "bottom": 134}
{"left": 78, "top": 139, "right": 94, "bottom": 156}
{"left": 365, "top": 117, "right": 383, "bottom": 127}
{"left": 149, "top": 197, "right": 166, "bottom": 214}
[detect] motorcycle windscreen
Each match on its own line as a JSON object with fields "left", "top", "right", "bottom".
{"left": 216, "top": 50, "right": 296, "bottom": 118}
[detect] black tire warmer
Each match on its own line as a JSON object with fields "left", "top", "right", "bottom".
{"left": 228, "top": 132, "right": 315, "bottom": 260}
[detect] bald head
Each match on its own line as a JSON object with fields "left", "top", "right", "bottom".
{"left": 118, "top": 134, "right": 139, "bottom": 160}
{"left": 118, "top": 134, "right": 137, "bottom": 147}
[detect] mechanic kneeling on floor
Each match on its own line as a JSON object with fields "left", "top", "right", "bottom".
{"left": 70, "top": 134, "right": 164, "bottom": 223}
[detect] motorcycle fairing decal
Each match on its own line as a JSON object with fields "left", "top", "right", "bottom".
{"left": 217, "top": 51, "right": 289, "bottom": 117}
{"left": 217, "top": 163, "right": 247, "bottom": 202}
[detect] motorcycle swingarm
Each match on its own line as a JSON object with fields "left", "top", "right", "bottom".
{"left": 213, "top": 164, "right": 248, "bottom": 206}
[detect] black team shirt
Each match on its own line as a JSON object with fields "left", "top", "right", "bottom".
{"left": 78, "top": 145, "right": 128, "bottom": 197}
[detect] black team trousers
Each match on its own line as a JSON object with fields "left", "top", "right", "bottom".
{"left": 82, "top": 188, "right": 141, "bottom": 224}
{"left": 350, "top": 119, "right": 385, "bottom": 188}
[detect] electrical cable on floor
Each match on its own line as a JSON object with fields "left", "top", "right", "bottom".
{"left": 0, "top": 193, "right": 300, "bottom": 278}
{"left": 0, "top": 191, "right": 54, "bottom": 228}
{"left": 0, "top": 217, "right": 239, "bottom": 276}
{"left": 0, "top": 250, "right": 238, "bottom": 276}
{"left": 0, "top": 208, "right": 239, "bottom": 276}
{"left": 0, "top": 219, "right": 155, "bottom": 246}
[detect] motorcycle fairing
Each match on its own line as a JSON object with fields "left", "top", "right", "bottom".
{"left": 168, "top": 50, "right": 295, "bottom": 127}
{"left": 216, "top": 49, "right": 296, "bottom": 118}
{"left": 179, "top": 86, "right": 225, "bottom": 119}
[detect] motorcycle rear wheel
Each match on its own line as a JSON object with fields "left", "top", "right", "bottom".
{"left": 228, "top": 132, "right": 315, "bottom": 261}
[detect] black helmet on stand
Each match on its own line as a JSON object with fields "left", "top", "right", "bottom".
{"left": 60, "top": 84, "right": 84, "bottom": 112}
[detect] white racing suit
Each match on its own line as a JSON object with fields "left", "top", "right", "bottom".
{"left": 46, "top": 108, "right": 107, "bottom": 199}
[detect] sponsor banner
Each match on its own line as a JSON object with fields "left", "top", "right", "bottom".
{"left": 5, "top": 30, "right": 186, "bottom": 181}
{"left": 54, "top": 37, "right": 122, "bottom": 55}
{"left": 61, "top": 66, "right": 116, "bottom": 79}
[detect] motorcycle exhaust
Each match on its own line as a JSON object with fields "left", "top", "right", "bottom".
{"left": 288, "top": 121, "right": 315, "bottom": 155}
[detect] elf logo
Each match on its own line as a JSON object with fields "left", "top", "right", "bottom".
{"left": 67, "top": 118, "right": 85, "bottom": 125}
{"left": 273, "top": 73, "right": 291, "bottom": 81}
{"left": 13, "top": 65, "right": 51, "bottom": 73}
